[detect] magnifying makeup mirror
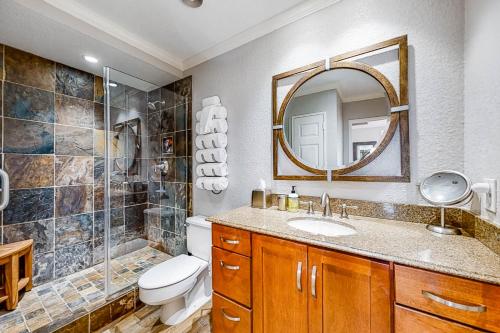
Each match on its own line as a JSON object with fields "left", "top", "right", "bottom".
{"left": 419, "top": 170, "right": 472, "bottom": 235}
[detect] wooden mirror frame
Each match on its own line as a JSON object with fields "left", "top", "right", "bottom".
{"left": 272, "top": 35, "right": 410, "bottom": 182}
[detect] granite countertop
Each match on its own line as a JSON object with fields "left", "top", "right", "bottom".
{"left": 208, "top": 206, "right": 500, "bottom": 285}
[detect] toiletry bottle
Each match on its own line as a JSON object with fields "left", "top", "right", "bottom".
{"left": 287, "top": 186, "right": 299, "bottom": 212}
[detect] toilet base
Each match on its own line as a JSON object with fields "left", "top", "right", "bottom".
{"left": 160, "top": 294, "right": 211, "bottom": 325}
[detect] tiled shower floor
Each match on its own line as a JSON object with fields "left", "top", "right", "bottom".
{"left": 0, "top": 246, "right": 170, "bottom": 333}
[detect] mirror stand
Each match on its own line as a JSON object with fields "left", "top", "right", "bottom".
{"left": 426, "top": 207, "right": 462, "bottom": 235}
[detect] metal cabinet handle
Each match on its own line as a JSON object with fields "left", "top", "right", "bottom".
{"left": 220, "top": 236, "right": 239, "bottom": 245}
{"left": 0, "top": 169, "right": 10, "bottom": 211}
{"left": 220, "top": 261, "right": 240, "bottom": 271}
{"left": 221, "top": 309, "right": 241, "bottom": 322}
{"left": 296, "top": 262, "right": 302, "bottom": 291}
{"left": 422, "top": 291, "right": 487, "bottom": 313}
{"left": 311, "top": 265, "right": 317, "bottom": 298}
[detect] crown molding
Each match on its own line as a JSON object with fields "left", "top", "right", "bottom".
{"left": 15, "top": 0, "right": 343, "bottom": 76}
{"left": 182, "top": 0, "right": 343, "bottom": 69}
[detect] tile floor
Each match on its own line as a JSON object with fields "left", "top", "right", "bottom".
{"left": 0, "top": 246, "right": 170, "bottom": 333}
{"left": 99, "top": 301, "right": 211, "bottom": 333}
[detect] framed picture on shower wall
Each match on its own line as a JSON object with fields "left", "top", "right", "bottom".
{"left": 162, "top": 135, "right": 174, "bottom": 155}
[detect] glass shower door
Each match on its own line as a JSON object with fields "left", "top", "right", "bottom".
{"left": 103, "top": 67, "right": 159, "bottom": 297}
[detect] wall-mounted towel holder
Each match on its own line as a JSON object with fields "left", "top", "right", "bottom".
{"left": 196, "top": 95, "right": 228, "bottom": 195}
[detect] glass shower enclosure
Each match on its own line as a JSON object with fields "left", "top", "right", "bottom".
{"left": 103, "top": 67, "right": 160, "bottom": 296}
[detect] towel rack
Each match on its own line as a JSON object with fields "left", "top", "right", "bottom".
{"left": 196, "top": 96, "right": 228, "bottom": 195}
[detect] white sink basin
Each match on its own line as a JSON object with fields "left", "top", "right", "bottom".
{"left": 287, "top": 217, "right": 357, "bottom": 237}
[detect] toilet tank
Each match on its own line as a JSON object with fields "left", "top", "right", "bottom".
{"left": 186, "top": 216, "right": 211, "bottom": 261}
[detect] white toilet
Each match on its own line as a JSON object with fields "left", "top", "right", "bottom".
{"left": 138, "top": 216, "right": 212, "bottom": 325}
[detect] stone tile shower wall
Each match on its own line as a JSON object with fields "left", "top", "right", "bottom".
{"left": 0, "top": 44, "right": 193, "bottom": 287}
{"left": 0, "top": 45, "right": 106, "bottom": 286}
{"left": 145, "top": 77, "right": 193, "bottom": 256}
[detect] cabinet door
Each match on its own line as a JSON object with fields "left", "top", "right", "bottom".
{"left": 252, "top": 234, "right": 308, "bottom": 333}
{"left": 308, "top": 247, "right": 391, "bottom": 333}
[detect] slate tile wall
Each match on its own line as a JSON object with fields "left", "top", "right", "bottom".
{"left": 0, "top": 43, "right": 193, "bottom": 287}
{"left": 145, "top": 77, "right": 193, "bottom": 257}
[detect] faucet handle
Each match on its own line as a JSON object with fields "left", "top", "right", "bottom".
{"left": 339, "top": 204, "right": 358, "bottom": 218}
{"left": 300, "top": 201, "right": 315, "bottom": 215}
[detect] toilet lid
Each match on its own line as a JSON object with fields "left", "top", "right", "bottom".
{"left": 138, "top": 254, "right": 204, "bottom": 290}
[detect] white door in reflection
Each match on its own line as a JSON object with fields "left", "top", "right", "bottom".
{"left": 291, "top": 112, "right": 326, "bottom": 169}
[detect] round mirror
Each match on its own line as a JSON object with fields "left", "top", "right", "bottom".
{"left": 419, "top": 170, "right": 471, "bottom": 235}
{"left": 420, "top": 170, "right": 472, "bottom": 206}
{"left": 283, "top": 68, "right": 391, "bottom": 170}
{"left": 113, "top": 122, "right": 140, "bottom": 172}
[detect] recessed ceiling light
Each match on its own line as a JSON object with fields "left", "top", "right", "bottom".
{"left": 108, "top": 82, "right": 118, "bottom": 87}
{"left": 84, "top": 55, "right": 98, "bottom": 63}
{"left": 182, "top": 0, "right": 203, "bottom": 8}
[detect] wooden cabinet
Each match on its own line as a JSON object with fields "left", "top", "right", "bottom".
{"left": 395, "top": 305, "right": 483, "bottom": 333}
{"left": 213, "top": 223, "right": 497, "bottom": 333}
{"left": 395, "top": 265, "right": 500, "bottom": 332}
{"left": 212, "top": 247, "right": 252, "bottom": 307}
{"left": 308, "top": 247, "right": 391, "bottom": 333}
{"left": 213, "top": 293, "right": 252, "bottom": 333}
{"left": 252, "top": 234, "right": 308, "bottom": 333}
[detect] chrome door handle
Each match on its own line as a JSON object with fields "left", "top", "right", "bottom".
{"left": 311, "top": 265, "right": 317, "bottom": 298}
{"left": 296, "top": 261, "right": 302, "bottom": 291}
{"left": 422, "top": 291, "right": 487, "bottom": 313}
{"left": 221, "top": 309, "right": 241, "bottom": 322}
{"left": 0, "top": 169, "right": 10, "bottom": 211}
{"left": 220, "top": 261, "right": 240, "bottom": 271}
{"left": 220, "top": 236, "right": 239, "bottom": 245}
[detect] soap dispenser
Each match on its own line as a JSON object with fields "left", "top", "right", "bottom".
{"left": 287, "top": 186, "right": 299, "bottom": 212}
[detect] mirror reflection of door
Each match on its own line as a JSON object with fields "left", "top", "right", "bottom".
{"left": 291, "top": 112, "right": 326, "bottom": 169}
{"left": 283, "top": 68, "right": 391, "bottom": 170}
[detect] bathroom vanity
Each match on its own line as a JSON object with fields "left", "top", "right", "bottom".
{"left": 208, "top": 207, "right": 500, "bottom": 333}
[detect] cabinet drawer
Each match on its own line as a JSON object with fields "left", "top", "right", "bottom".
{"left": 212, "top": 224, "right": 251, "bottom": 256}
{"left": 395, "top": 305, "right": 483, "bottom": 332}
{"left": 395, "top": 265, "right": 500, "bottom": 332}
{"left": 212, "top": 247, "right": 252, "bottom": 307}
{"left": 213, "top": 293, "right": 251, "bottom": 333}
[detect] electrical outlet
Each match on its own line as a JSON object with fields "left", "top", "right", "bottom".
{"left": 485, "top": 179, "right": 497, "bottom": 213}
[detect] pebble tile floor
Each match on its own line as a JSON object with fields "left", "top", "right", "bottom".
{"left": 0, "top": 246, "right": 170, "bottom": 333}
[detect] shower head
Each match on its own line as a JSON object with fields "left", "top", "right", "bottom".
{"left": 182, "top": 0, "right": 203, "bottom": 8}
{"left": 147, "top": 100, "right": 166, "bottom": 111}
{"left": 147, "top": 102, "right": 157, "bottom": 111}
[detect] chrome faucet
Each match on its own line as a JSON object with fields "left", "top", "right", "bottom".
{"left": 339, "top": 203, "right": 358, "bottom": 219}
{"left": 320, "top": 193, "right": 332, "bottom": 217}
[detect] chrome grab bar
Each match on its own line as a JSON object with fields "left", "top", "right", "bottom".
{"left": 220, "top": 261, "right": 240, "bottom": 271}
{"left": 311, "top": 265, "right": 317, "bottom": 298}
{"left": 220, "top": 236, "right": 239, "bottom": 245}
{"left": 421, "top": 291, "right": 487, "bottom": 313}
{"left": 221, "top": 309, "right": 241, "bottom": 322}
{"left": 296, "top": 262, "right": 302, "bottom": 291}
{"left": 0, "top": 169, "right": 10, "bottom": 211}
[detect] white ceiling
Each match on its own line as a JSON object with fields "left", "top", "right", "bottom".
{"left": 0, "top": 0, "right": 342, "bottom": 85}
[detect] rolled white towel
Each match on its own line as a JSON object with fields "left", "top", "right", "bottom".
{"left": 196, "top": 163, "right": 228, "bottom": 177}
{"left": 195, "top": 148, "right": 227, "bottom": 163}
{"left": 196, "top": 177, "right": 228, "bottom": 191}
{"left": 202, "top": 96, "right": 221, "bottom": 108}
{"left": 196, "top": 106, "right": 227, "bottom": 121}
{"left": 195, "top": 133, "right": 227, "bottom": 149}
{"left": 195, "top": 119, "right": 228, "bottom": 134}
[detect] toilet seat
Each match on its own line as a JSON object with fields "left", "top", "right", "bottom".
{"left": 139, "top": 254, "right": 207, "bottom": 290}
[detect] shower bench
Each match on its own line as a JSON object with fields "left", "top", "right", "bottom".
{"left": 0, "top": 239, "right": 33, "bottom": 310}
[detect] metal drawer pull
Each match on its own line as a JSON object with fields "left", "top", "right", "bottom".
{"left": 221, "top": 309, "right": 241, "bottom": 322}
{"left": 296, "top": 261, "right": 302, "bottom": 291}
{"left": 220, "top": 261, "right": 240, "bottom": 270}
{"left": 311, "top": 265, "right": 317, "bottom": 298}
{"left": 422, "top": 291, "right": 487, "bottom": 313}
{"left": 220, "top": 236, "right": 240, "bottom": 245}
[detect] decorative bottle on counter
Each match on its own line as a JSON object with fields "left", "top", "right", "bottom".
{"left": 287, "top": 186, "right": 299, "bottom": 212}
